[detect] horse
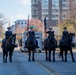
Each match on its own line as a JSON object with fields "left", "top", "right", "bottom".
{"left": 25, "top": 34, "right": 37, "bottom": 61}
{"left": 1, "top": 34, "right": 16, "bottom": 63}
{"left": 44, "top": 32, "right": 57, "bottom": 61}
{"left": 59, "top": 33, "right": 75, "bottom": 62}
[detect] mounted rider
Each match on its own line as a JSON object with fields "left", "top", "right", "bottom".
{"left": 62, "top": 27, "right": 69, "bottom": 37}
{"left": 25, "top": 27, "right": 39, "bottom": 48}
{"left": 1, "top": 27, "right": 13, "bottom": 49}
{"left": 60, "top": 27, "right": 69, "bottom": 45}
{"left": 46, "top": 27, "right": 54, "bottom": 38}
{"left": 45, "top": 27, "right": 57, "bottom": 47}
{"left": 28, "top": 27, "right": 35, "bottom": 37}
{"left": 5, "top": 27, "right": 12, "bottom": 40}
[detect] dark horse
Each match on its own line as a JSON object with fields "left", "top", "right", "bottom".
{"left": 59, "top": 33, "right": 75, "bottom": 62}
{"left": 44, "top": 32, "right": 57, "bottom": 61}
{"left": 25, "top": 34, "right": 37, "bottom": 61}
{"left": 1, "top": 34, "right": 16, "bottom": 63}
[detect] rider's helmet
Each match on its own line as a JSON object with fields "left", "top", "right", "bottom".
{"left": 7, "top": 27, "right": 11, "bottom": 29}
{"left": 63, "top": 27, "right": 67, "bottom": 30}
{"left": 49, "top": 28, "right": 52, "bottom": 31}
{"left": 30, "top": 26, "right": 33, "bottom": 29}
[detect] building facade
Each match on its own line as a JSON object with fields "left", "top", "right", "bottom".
{"left": 31, "top": 0, "right": 42, "bottom": 20}
{"left": 14, "top": 20, "right": 28, "bottom": 28}
{"left": 31, "top": 0, "right": 69, "bottom": 28}
{"left": 10, "top": 25, "right": 15, "bottom": 34}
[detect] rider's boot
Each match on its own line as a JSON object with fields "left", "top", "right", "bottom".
{"left": 25, "top": 40, "right": 27, "bottom": 48}
{"left": 36, "top": 40, "right": 39, "bottom": 48}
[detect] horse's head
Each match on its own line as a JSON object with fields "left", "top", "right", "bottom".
{"left": 69, "top": 33, "right": 75, "bottom": 40}
{"left": 47, "top": 32, "right": 55, "bottom": 44}
{"left": 48, "top": 32, "right": 54, "bottom": 40}
{"left": 27, "top": 35, "right": 36, "bottom": 49}
{"left": 8, "top": 34, "right": 15, "bottom": 40}
{"left": 69, "top": 33, "right": 75, "bottom": 46}
{"left": 66, "top": 33, "right": 74, "bottom": 43}
{"left": 6, "top": 34, "right": 16, "bottom": 48}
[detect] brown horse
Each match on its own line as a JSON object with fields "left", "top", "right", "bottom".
{"left": 1, "top": 34, "right": 16, "bottom": 63}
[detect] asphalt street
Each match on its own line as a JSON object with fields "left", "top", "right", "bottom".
{"left": 0, "top": 47, "right": 76, "bottom": 75}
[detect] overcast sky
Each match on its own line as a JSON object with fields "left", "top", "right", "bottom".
{"left": 0, "top": 0, "right": 31, "bottom": 30}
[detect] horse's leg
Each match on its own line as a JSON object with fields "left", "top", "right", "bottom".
{"left": 53, "top": 49, "right": 55, "bottom": 62}
{"left": 9, "top": 49, "right": 13, "bottom": 62}
{"left": 65, "top": 50, "right": 67, "bottom": 62}
{"left": 61, "top": 50, "right": 64, "bottom": 61}
{"left": 70, "top": 47, "right": 75, "bottom": 62}
{"left": 9, "top": 49, "right": 11, "bottom": 62}
{"left": 59, "top": 49, "right": 64, "bottom": 61}
{"left": 28, "top": 50, "right": 31, "bottom": 61}
{"left": 32, "top": 50, "right": 35, "bottom": 61}
{"left": 3, "top": 49, "right": 5, "bottom": 62}
{"left": 45, "top": 49, "right": 48, "bottom": 61}
{"left": 5, "top": 50, "right": 8, "bottom": 63}
{"left": 49, "top": 50, "right": 51, "bottom": 61}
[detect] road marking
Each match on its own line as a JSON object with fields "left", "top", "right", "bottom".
{"left": 24, "top": 53, "right": 60, "bottom": 75}
{"left": 37, "top": 60, "right": 60, "bottom": 75}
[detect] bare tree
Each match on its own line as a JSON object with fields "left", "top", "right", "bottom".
{"left": 0, "top": 12, "right": 7, "bottom": 25}
{"left": 15, "top": 25, "right": 25, "bottom": 34}
{"left": 0, "top": 12, "right": 5, "bottom": 38}
{"left": 58, "top": 0, "right": 76, "bottom": 32}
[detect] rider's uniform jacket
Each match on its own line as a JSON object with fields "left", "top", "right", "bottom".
{"left": 25, "top": 30, "right": 39, "bottom": 48}
{"left": 5, "top": 31, "right": 12, "bottom": 39}
{"left": 28, "top": 31, "right": 35, "bottom": 37}
{"left": 46, "top": 31, "right": 54, "bottom": 37}
{"left": 62, "top": 31, "right": 68, "bottom": 37}
{"left": 46, "top": 31, "right": 53, "bottom": 34}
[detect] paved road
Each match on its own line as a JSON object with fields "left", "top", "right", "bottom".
{"left": 0, "top": 47, "right": 76, "bottom": 75}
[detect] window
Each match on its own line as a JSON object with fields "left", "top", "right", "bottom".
{"left": 62, "top": 0, "right": 66, "bottom": 2}
{"left": 21, "top": 23, "right": 23, "bottom": 24}
{"left": 18, "top": 22, "right": 19, "bottom": 25}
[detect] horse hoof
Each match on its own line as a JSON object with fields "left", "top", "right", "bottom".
{"left": 32, "top": 58, "right": 35, "bottom": 61}
{"left": 28, "top": 59, "right": 31, "bottom": 61}
{"left": 65, "top": 60, "right": 67, "bottom": 62}
{"left": 3, "top": 60, "right": 5, "bottom": 62}
{"left": 9, "top": 60, "right": 12, "bottom": 62}
{"left": 53, "top": 60, "right": 55, "bottom": 62}
{"left": 72, "top": 60, "right": 75, "bottom": 62}
{"left": 49, "top": 59, "right": 51, "bottom": 62}
{"left": 46, "top": 58, "right": 48, "bottom": 61}
{"left": 62, "top": 59, "right": 64, "bottom": 61}
{"left": 5, "top": 60, "right": 7, "bottom": 63}
{"left": 32, "top": 59, "right": 35, "bottom": 61}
